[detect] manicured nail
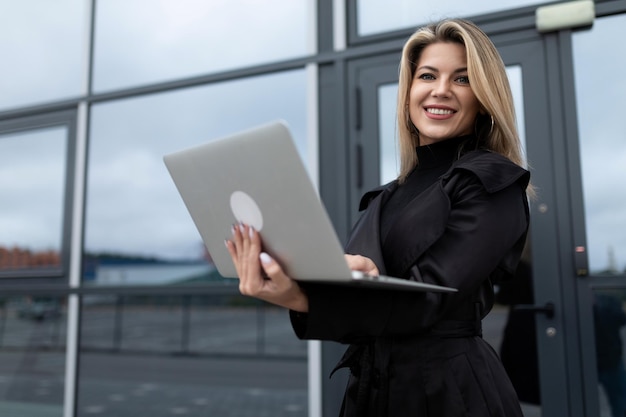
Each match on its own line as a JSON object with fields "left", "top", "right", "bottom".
{"left": 239, "top": 223, "right": 245, "bottom": 233}
{"left": 224, "top": 239, "right": 229, "bottom": 248}
{"left": 248, "top": 226, "right": 255, "bottom": 238}
{"left": 260, "top": 252, "right": 272, "bottom": 265}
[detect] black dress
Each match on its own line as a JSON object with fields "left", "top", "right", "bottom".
{"left": 291, "top": 135, "right": 529, "bottom": 416}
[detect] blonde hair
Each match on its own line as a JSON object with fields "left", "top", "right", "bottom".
{"left": 397, "top": 18, "right": 528, "bottom": 185}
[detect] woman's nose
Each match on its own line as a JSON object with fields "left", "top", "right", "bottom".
{"left": 431, "top": 79, "right": 451, "bottom": 97}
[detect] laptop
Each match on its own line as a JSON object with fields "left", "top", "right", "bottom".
{"left": 163, "top": 120, "right": 456, "bottom": 293}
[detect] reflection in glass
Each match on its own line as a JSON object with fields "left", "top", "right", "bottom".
{"left": 593, "top": 289, "right": 626, "bottom": 417}
{"left": 573, "top": 15, "right": 626, "bottom": 275}
{"left": 497, "top": 240, "right": 541, "bottom": 416}
{"left": 506, "top": 66, "right": 527, "bottom": 155}
{"left": 378, "top": 84, "right": 399, "bottom": 184}
{"left": 84, "top": 69, "right": 307, "bottom": 285}
{"left": 80, "top": 294, "right": 306, "bottom": 356}
{"left": 0, "top": 128, "right": 67, "bottom": 273}
{"left": 93, "top": 0, "right": 308, "bottom": 92}
{"left": 0, "top": 0, "right": 86, "bottom": 111}
{"left": 78, "top": 294, "right": 306, "bottom": 416}
{"left": 356, "top": 0, "right": 553, "bottom": 36}
{"left": 0, "top": 295, "right": 66, "bottom": 416}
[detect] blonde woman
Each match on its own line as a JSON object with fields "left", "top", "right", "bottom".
{"left": 228, "top": 18, "right": 529, "bottom": 417}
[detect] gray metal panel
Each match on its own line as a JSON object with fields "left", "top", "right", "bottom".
{"left": 545, "top": 31, "right": 587, "bottom": 416}
{"left": 347, "top": 53, "right": 400, "bottom": 220}
{"left": 317, "top": 55, "right": 351, "bottom": 417}
{"left": 317, "top": 0, "right": 335, "bottom": 53}
{"left": 318, "top": 62, "right": 351, "bottom": 242}
{"left": 510, "top": 36, "right": 576, "bottom": 416}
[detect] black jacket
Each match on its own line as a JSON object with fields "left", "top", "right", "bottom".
{"left": 291, "top": 150, "right": 530, "bottom": 416}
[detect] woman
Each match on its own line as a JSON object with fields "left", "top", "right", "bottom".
{"left": 227, "top": 18, "right": 529, "bottom": 417}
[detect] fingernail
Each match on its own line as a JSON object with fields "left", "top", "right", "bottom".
{"left": 239, "top": 224, "right": 245, "bottom": 233}
{"left": 231, "top": 224, "right": 237, "bottom": 235}
{"left": 249, "top": 226, "right": 255, "bottom": 238}
{"left": 260, "top": 252, "right": 272, "bottom": 265}
{"left": 224, "top": 239, "right": 229, "bottom": 248}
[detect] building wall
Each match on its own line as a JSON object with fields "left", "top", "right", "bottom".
{"left": 2, "top": 1, "right": 626, "bottom": 416}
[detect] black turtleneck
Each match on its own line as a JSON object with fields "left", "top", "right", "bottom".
{"left": 380, "top": 135, "right": 476, "bottom": 243}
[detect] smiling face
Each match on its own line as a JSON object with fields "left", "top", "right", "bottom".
{"left": 408, "top": 42, "right": 481, "bottom": 146}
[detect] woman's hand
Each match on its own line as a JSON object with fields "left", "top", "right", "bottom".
{"left": 225, "top": 223, "right": 308, "bottom": 313}
{"left": 344, "top": 254, "right": 379, "bottom": 276}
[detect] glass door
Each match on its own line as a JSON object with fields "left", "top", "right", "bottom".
{"left": 572, "top": 14, "right": 626, "bottom": 417}
{"left": 347, "top": 37, "right": 570, "bottom": 416}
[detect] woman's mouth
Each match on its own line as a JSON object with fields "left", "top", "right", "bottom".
{"left": 425, "top": 107, "right": 455, "bottom": 115}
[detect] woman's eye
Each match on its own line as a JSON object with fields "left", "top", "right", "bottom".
{"left": 418, "top": 73, "right": 435, "bottom": 80}
{"left": 456, "top": 76, "right": 470, "bottom": 84}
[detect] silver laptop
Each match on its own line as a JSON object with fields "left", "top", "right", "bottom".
{"left": 163, "top": 120, "right": 456, "bottom": 293}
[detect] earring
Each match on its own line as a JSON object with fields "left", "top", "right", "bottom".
{"left": 489, "top": 115, "right": 495, "bottom": 136}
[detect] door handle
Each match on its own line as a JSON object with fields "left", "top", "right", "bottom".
{"left": 513, "top": 302, "right": 555, "bottom": 319}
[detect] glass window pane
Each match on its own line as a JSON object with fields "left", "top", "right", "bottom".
{"left": 378, "top": 84, "right": 398, "bottom": 184}
{"left": 84, "top": 69, "right": 307, "bottom": 285}
{"left": 0, "top": 0, "right": 86, "bottom": 111}
{"left": 507, "top": 66, "right": 527, "bottom": 156}
{"left": 78, "top": 294, "right": 306, "bottom": 416}
{"left": 0, "top": 295, "right": 67, "bottom": 416}
{"left": 0, "top": 128, "right": 67, "bottom": 274}
{"left": 93, "top": 0, "right": 309, "bottom": 93}
{"left": 573, "top": 15, "right": 626, "bottom": 275}
{"left": 357, "top": 0, "right": 553, "bottom": 36}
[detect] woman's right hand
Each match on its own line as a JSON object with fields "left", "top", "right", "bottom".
{"left": 225, "top": 223, "right": 309, "bottom": 313}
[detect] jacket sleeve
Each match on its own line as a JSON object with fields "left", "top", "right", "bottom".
{"left": 291, "top": 171, "right": 529, "bottom": 343}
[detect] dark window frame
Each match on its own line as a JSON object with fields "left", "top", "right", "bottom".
{"left": 0, "top": 110, "right": 77, "bottom": 284}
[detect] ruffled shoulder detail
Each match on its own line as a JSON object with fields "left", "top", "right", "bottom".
{"left": 447, "top": 150, "right": 529, "bottom": 193}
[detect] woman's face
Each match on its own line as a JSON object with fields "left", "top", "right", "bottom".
{"left": 408, "top": 42, "right": 481, "bottom": 145}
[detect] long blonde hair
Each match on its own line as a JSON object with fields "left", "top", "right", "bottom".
{"left": 397, "top": 19, "right": 527, "bottom": 184}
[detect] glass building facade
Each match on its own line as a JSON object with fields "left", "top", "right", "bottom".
{"left": 1, "top": 1, "right": 626, "bottom": 416}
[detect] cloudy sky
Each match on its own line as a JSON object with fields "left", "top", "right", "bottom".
{"left": 1, "top": 0, "right": 625, "bottom": 274}
{"left": 0, "top": 0, "right": 86, "bottom": 110}
{"left": 357, "top": 0, "right": 552, "bottom": 35}
{"left": 0, "top": 0, "right": 308, "bottom": 263}
{"left": 0, "top": 128, "right": 66, "bottom": 251}
{"left": 84, "top": 70, "right": 307, "bottom": 260}
{"left": 92, "top": 0, "right": 308, "bottom": 93}
{"left": 572, "top": 14, "right": 626, "bottom": 273}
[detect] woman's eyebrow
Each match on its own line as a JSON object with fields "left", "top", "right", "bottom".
{"left": 416, "top": 65, "right": 438, "bottom": 72}
{"left": 416, "top": 65, "right": 468, "bottom": 73}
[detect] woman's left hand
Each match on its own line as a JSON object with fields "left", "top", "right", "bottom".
{"left": 225, "top": 223, "right": 309, "bottom": 312}
{"left": 344, "top": 254, "right": 380, "bottom": 276}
